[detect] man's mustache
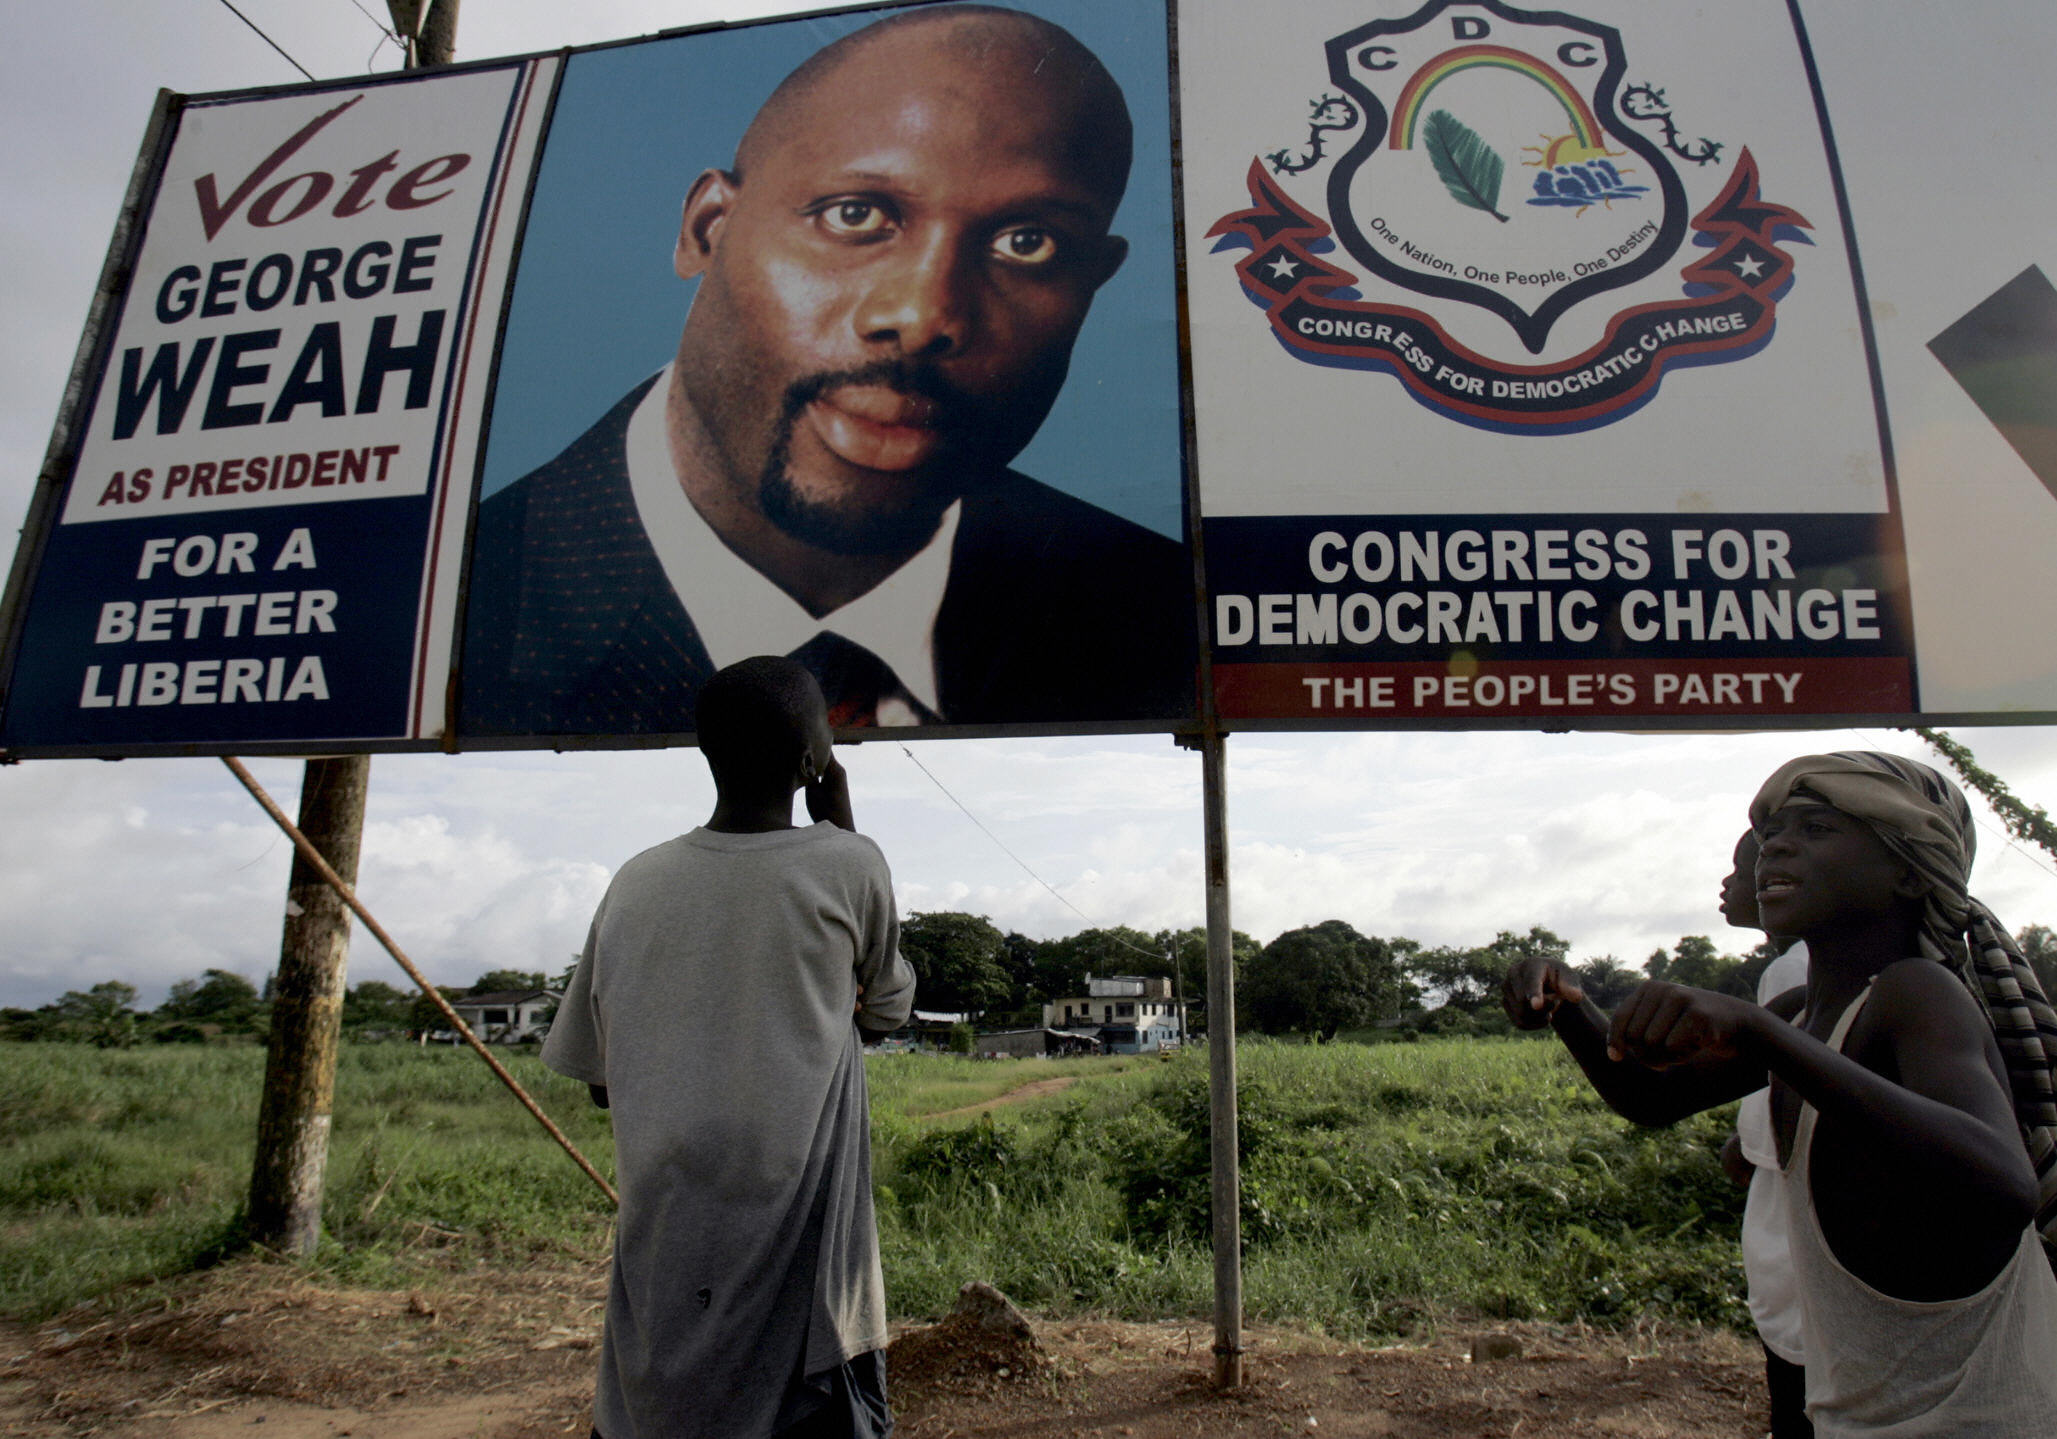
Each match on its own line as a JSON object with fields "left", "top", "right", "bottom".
{"left": 779, "top": 360, "right": 986, "bottom": 437}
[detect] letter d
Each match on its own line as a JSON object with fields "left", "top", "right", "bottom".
{"left": 1453, "top": 17, "right": 1490, "bottom": 39}
{"left": 1216, "top": 595, "right": 1255, "bottom": 646}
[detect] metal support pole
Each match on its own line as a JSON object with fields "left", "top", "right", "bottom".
{"left": 1201, "top": 727, "right": 1242, "bottom": 1388}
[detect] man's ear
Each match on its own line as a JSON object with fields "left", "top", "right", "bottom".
{"left": 1892, "top": 865, "right": 1929, "bottom": 901}
{"left": 1086, "top": 234, "right": 1130, "bottom": 292}
{"left": 675, "top": 169, "right": 739, "bottom": 281}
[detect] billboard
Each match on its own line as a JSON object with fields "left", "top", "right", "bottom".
{"left": 1182, "top": 0, "right": 1912, "bottom": 725}
{"left": 0, "top": 0, "right": 1194, "bottom": 755}
{"left": 0, "top": 59, "right": 559, "bottom": 751}
{"left": 458, "top": 0, "right": 1192, "bottom": 741}
{"left": 6, "top": 0, "right": 2057, "bottom": 757}
{"left": 1180, "top": 0, "right": 2057, "bottom": 727}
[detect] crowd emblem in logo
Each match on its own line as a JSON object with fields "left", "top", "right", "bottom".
{"left": 1212, "top": 0, "right": 1809, "bottom": 433}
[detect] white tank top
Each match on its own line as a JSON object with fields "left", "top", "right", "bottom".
{"left": 1740, "top": 941, "right": 1812, "bottom": 1362}
{"left": 1783, "top": 986, "right": 2057, "bottom": 1435}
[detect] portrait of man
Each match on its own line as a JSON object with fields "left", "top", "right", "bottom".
{"left": 460, "top": 1, "right": 1194, "bottom": 736}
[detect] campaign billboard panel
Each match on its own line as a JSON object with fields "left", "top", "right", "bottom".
{"left": 456, "top": 0, "right": 1192, "bottom": 743}
{"left": 1179, "top": 0, "right": 2054, "bottom": 726}
{"left": 0, "top": 60, "right": 558, "bottom": 753}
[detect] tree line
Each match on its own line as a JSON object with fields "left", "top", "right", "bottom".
{"left": 0, "top": 967, "right": 562, "bottom": 1047}
{"left": 891, "top": 913, "right": 2057, "bottom": 1041}
{"left": 8, "top": 923, "right": 2055, "bottom": 1046}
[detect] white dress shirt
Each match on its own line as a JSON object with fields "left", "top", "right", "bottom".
{"left": 625, "top": 366, "right": 959, "bottom": 724}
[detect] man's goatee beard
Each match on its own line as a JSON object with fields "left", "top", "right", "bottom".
{"left": 757, "top": 449, "right": 957, "bottom": 558}
{"left": 756, "top": 367, "right": 967, "bottom": 557}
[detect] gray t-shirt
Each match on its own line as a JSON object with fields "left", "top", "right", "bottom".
{"left": 544, "top": 823, "right": 915, "bottom": 1439}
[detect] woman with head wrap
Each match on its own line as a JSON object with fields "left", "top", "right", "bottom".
{"left": 1503, "top": 751, "right": 2057, "bottom": 1435}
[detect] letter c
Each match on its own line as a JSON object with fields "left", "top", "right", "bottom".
{"left": 1308, "top": 531, "right": 1348, "bottom": 584}
{"left": 1558, "top": 42, "right": 1598, "bottom": 67}
{"left": 1385, "top": 593, "right": 1424, "bottom": 644}
{"left": 1358, "top": 46, "right": 1397, "bottom": 70}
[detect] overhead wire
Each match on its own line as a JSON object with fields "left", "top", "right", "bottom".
{"left": 211, "top": 0, "right": 317, "bottom": 81}
{"left": 344, "top": 0, "right": 406, "bottom": 70}
{"left": 896, "top": 744, "right": 1169, "bottom": 963}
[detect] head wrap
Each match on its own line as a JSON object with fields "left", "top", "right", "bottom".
{"left": 1749, "top": 750, "right": 2057, "bottom": 1259}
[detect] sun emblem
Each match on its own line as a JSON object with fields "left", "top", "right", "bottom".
{"left": 1520, "top": 132, "right": 1647, "bottom": 216}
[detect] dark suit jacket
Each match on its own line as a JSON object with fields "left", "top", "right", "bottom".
{"left": 460, "top": 379, "right": 1197, "bottom": 736}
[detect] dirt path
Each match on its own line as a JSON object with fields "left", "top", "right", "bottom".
{"left": 0, "top": 1259, "right": 1765, "bottom": 1438}
{"left": 921, "top": 1075, "right": 1079, "bottom": 1121}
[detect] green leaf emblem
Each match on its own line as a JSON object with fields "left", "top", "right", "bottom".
{"left": 1424, "top": 109, "right": 1509, "bottom": 223}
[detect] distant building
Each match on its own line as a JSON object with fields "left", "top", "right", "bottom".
{"left": 873, "top": 1009, "right": 976, "bottom": 1051}
{"left": 974, "top": 1027, "right": 1101, "bottom": 1059}
{"left": 448, "top": 988, "right": 558, "bottom": 1043}
{"left": 1040, "top": 974, "right": 1183, "bottom": 1054}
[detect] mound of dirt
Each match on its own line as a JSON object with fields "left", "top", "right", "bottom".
{"left": 887, "top": 1282, "right": 1048, "bottom": 1400}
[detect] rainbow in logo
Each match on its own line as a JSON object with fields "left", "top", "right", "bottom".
{"left": 1388, "top": 45, "right": 1604, "bottom": 156}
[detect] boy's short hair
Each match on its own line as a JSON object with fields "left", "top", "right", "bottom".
{"left": 694, "top": 656, "right": 826, "bottom": 787}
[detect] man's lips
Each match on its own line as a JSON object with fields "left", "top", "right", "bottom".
{"left": 1757, "top": 872, "right": 1798, "bottom": 901}
{"left": 804, "top": 386, "right": 946, "bottom": 473}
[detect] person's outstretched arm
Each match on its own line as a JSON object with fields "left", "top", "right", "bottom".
{"left": 1501, "top": 957, "right": 1775, "bottom": 1125}
{"left": 1607, "top": 961, "right": 2037, "bottom": 1233}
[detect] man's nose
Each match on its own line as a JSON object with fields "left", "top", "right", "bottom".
{"left": 856, "top": 232, "right": 974, "bottom": 359}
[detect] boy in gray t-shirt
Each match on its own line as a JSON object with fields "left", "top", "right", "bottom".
{"left": 544, "top": 656, "right": 916, "bottom": 1439}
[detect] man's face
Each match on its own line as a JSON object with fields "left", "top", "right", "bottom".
{"left": 672, "top": 24, "right": 1128, "bottom": 556}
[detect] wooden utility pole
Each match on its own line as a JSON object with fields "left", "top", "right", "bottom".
{"left": 387, "top": 1, "right": 460, "bottom": 69}
{"left": 247, "top": 756, "right": 369, "bottom": 1253}
{"left": 246, "top": 3, "right": 459, "bottom": 1257}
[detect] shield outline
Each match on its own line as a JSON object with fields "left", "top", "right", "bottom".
{"left": 1322, "top": 0, "right": 1687, "bottom": 354}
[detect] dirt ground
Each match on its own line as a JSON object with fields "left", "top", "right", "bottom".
{"left": 0, "top": 1258, "right": 1768, "bottom": 1438}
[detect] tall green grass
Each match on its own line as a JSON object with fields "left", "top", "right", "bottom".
{"left": 868, "top": 1040, "right": 1747, "bottom": 1339}
{"left": 0, "top": 1042, "right": 617, "bottom": 1316}
{"left": 0, "top": 1038, "right": 1746, "bottom": 1340}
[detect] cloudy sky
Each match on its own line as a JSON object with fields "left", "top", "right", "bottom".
{"left": 2, "top": 2, "right": 2054, "bottom": 1013}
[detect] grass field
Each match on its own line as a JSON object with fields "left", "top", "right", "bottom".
{"left": 0, "top": 1037, "right": 1746, "bottom": 1339}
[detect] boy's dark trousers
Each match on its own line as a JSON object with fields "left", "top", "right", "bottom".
{"left": 1764, "top": 1345, "right": 1811, "bottom": 1438}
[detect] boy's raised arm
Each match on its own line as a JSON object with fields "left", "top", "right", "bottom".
{"left": 805, "top": 756, "right": 856, "bottom": 832}
{"left": 1609, "top": 962, "right": 2038, "bottom": 1232}
{"left": 1501, "top": 956, "right": 1766, "bottom": 1126}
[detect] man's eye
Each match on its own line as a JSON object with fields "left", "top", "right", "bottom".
{"left": 816, "top": 201, "right": 891, "bottom": 238}
{"left": 992, "top": 226, "right": 1059, "bottom": 265}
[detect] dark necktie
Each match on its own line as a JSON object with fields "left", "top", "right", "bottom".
{"left": 790, "top": 631, "right": 896, "bottom": 728}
